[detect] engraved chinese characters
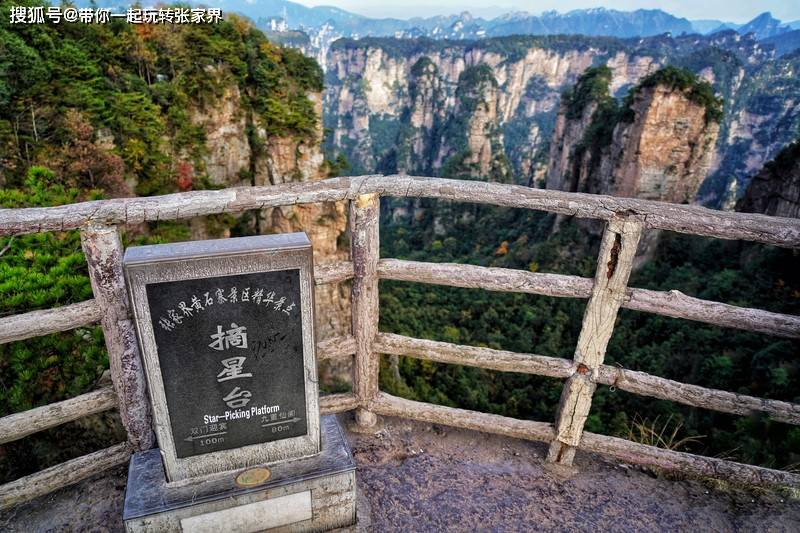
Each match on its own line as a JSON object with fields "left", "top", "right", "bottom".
{"left": 124, "top": 233, "right": 320, "bottom": 481}
{"left": 146, "top": 270, "right": 309, "bottom": 459}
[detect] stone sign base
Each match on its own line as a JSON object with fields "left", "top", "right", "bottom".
{"left": 123, "top": 416, "right": 356, "bottom": 532}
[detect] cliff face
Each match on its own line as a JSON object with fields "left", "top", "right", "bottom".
{"left": 457, "top": 68, "right": 502, "bottom": 177}
{"left": 606, "top": 86, "right": 719, "bottom": 202}
{"left": 326, "top": 40, "right": 606, "bottom": 180}
{"left": 323, "top": 33, "right": 799, "bottom": 205}
{"left": 546, "top": 67, "right": 720, "bottom": 203}
{"left": 736, "top": 141, "right": 800, "bottom": 218}
{"left": 705, "top": 51, "right": 800, "bottom": 206}
{"left": 545, "top": 66, "right": 608, "bottom": 191}
{"left": 189, "top": 80, "right": 350, "bottom": 341}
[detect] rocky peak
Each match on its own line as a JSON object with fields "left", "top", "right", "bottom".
{"left": 453, "top": 65, "right": 503, "bottom": 178}
{"left": 606, "top": 83, "right": 720, "bottom": 202}
{"left": 736, "top": 140, "right": 800, "bottom": 218}
{"left": 189, "top": 75, "right": 349, "bottom": 342}
{"left": 546, "top": 66, "right": 612, "bottom": 191}
{"left": 546, "top": 66, "right": 721, "bottom": 204}
{"left": 396, "top": 58, "right": 444, "bottom": 174}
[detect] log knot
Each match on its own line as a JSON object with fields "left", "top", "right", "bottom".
{"left": 606, "top": 233, "right": 622, "bottom": 280}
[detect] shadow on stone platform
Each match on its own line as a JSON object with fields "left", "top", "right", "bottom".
{"left": 2, "top": 414, "right": 799, "bottom": 532}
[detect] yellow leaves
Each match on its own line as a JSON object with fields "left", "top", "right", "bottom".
{"left": 259, "top": 41, "right": 282, "bottom": 63}
{"left": 528, "top": 262, "right": 539, "bottom": 273}
{"left": 494, "top": 240, "right": 509, "bottom": 256}
{"left": 228, "top": 13, "right": 252, "bottom": 36}
{"left": 23, "top": 249, "right": 34, "bottom": 260}
{"left": 123, "top": 138, "right": 147, "bottom": 172}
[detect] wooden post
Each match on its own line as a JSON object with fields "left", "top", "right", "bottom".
{"left": 350, "top": 193, "right": 381, "bottom": 430}
{"left": 81, "top": 223, "right": 155, "bottom": 451}
{"left": 547, "top": 216, "right": 642, "bottom": 466}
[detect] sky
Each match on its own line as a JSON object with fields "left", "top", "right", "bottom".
{"left": 287, "top": 0, "right": 800, "bottom": 23}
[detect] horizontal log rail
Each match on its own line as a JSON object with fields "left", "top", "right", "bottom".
{"left": 2, "top": 175, "right": 799, "bottom": 505}
{"left": 578, "top": 431, "right": 800, "bottom": 488}
{"left": 377, "top": 259, "right": 800, "bottom": 339}
{"left": 314, "top": 260, "right": 354, "bottom": 285}
{"left": 0, "top": 300, "right": 103, "bottom": 345}
{"left": 320, "top": 393, "right": 359, "bottom": 415}
{"left": 370, "top": 391, "right": 554, "bottom": 443}
{"left": 316, "top": 335, "right": 357, "bottom": 361}
{"left": 0, "top": 442, "right": 132, "bottom": 511}
{"left": 1, "top": 175, "right": 798, "bottom": 248}
{"left": 375, "top": 332, "right": 573, "bottom": 380}
{"left": 0, "top": 386, "right": 117, "bottom": 445}
{"left": 594, "top": 366, "right": 800, "bottom": 425}
{"left": 374, "top": 333, "right": 800, "bottom": 425}
{"left": 369, "top": 392, "right": 800, "bottom": 488}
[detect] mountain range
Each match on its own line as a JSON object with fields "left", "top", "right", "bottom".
{"left": 80, "top": 0, "right": 797, "bottom": 41}
{"left": 207, "top": 1, "right": 798, "bottom": 41}
{"left": 237, "top": 3, "right": 800, "bottom": 69}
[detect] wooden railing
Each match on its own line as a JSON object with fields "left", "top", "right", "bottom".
{"left": 0, "top": 175, "right": 799, "bottom": 509}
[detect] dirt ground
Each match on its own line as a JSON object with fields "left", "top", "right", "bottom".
{"left": 2, "top": 414, "right": 799, "bottom": 532}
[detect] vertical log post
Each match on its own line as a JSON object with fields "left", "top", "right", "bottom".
{"left": 81, "top": 223, "right": 155, "bottom": 451}
{"left": 350, "top": 193, "right": 381, "bottom": 430}
{"left": 547, "top": 216, "right": 642, "bottom": 466}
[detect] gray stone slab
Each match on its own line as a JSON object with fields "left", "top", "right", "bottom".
{"left": 123, "top": 416, "right": 356, "bottom": 532}
{"left": 123, "top": 232, "right": 321, "bottom": 482}
{"left": 123, "top": 233, "right": 311, "bottom": 265}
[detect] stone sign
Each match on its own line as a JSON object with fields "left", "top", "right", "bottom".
{"left": 124, "top": 233, "right": 320, "bottom": 482}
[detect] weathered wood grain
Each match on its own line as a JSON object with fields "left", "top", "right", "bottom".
{"left": 0, "top": 300, "right": 103, "bottom": 345}
{"left": 580, "top": 431, "right": 800, "bottom": 488}
{"left": 374, "top": 333, "right": 573, "bottom": 379}
{"left": 548, "top": 218, "right": 643, "bottom": 465}
{"left": 377, "top": 258, "right": 590, "bottom": 299}
{"left": 622, "top": 287, "right": 800, "bottom": 338}
{"left": 0, "top": 386, "right": 117, "bottom": 445}
{"left": 373, "top": 175, "right": 800, "bottom": 248}
{"left": 2, "top": 175, "right": 798, "bottom": 248}
{"left": 377, "top": 259, "right": 800, "bottom": 339}
{"left": 0, "top": 442, "right": 132, "bottom": 511}
{"left": 0, "top": 177, "right": 366, "bottom": 237}
{"left": 81, "top": 223, "right": 154, "bottom": 451}
{"left": 1, "top": 173, "right": 798, "bottom": 500}
{"left": 314, "top": 260, "right": 354, "bottom": 285}
{"left": 320, "top": 393, "right": 359, "bottom": 415}
{"left": 595, "top": 365, "right": 800, "bottom": 425}
{"left": 370, "top": 392, "right": 555, "bottom": 443}
{"left": 350, "top": 193, "right": 381, "bottom": 429}
{"left": 374, "top": 333, "right": 800, "bottom": 425}
{"left": 316, "top": 335, "right": 357, "bottom": 361}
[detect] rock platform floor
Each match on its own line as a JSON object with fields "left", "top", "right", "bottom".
{"left": 2, "top": 414, "right": 799, "bottom": 532}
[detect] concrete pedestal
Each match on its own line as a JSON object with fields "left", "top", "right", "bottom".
{"left": 123, "top": 416, "right": 356, "bottom": 532}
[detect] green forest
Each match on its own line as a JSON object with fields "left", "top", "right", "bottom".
{"left": 376, "top": 137, "right": 800, "bottom": 471}
{"left": 0, "top": 0, "right": 323, "bottom": 481}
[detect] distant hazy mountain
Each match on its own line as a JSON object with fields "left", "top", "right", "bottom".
{"left": 216, "top": 2, "right": 698, "bottom": 39}
{"left": 75, "top": 0, "right": 800, "bottom": 55}
{"left": 486, "top": 8, "right": 693, "bottom": 38}
{"left": 690, "top": 19, "right": 727, "bottom": 34}
{"left": 710, "top": 12, "right": 791, "bottom": 39}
